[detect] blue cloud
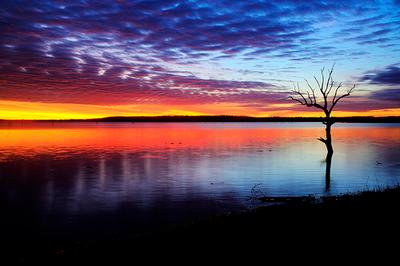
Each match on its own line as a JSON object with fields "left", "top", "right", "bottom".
{"left": 0, "top": 0, "right": 399, "bottom": 112}
{"left": 369, "top": 88, "right": 400, "bottom": 102}
{"left": 361, "top": 65, "right": 400, "bottom": 85}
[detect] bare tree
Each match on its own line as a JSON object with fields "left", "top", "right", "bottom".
{"left": 289, "top": 65, "right": 355, "bottom": 190}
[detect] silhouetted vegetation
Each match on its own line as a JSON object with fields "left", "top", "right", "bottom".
{"left": 2, "top": 115, "right": 399, "bottom": 123}
{"left": 89, "top": 115, "right": 400, "bottom": 123}
{"left": 11, "top": 185, "right": 400, "bottom": 263}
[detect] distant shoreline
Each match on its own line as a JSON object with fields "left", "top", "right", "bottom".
{"left": 1, "top": 115, "right": 400, "bottom": 123}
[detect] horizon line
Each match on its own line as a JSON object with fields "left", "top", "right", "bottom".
{"left": 1, "top": 115, "right": 400, "bottom": 122}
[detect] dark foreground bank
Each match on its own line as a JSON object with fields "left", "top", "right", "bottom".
{"left": 6, "top": 186, "right": 400, "bottom": 263}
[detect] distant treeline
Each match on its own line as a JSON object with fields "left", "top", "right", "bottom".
{"left": 85, "top": 115, "right": 400, "bottom": 123}
{"left": 2, "top": 116, "right": 400, "bottom": 123}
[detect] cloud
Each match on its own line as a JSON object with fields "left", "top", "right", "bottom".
{"left": 360, "top": 65, "right": 400, "bottom": 85}
{"left": 0, "top": 0, "right": 399, "bottom": 114}
{"left": 0, "top": 57, "right": 287, "bottom": 106}
{"left": 369, "top": 88, "right": 400, "bottom": 102}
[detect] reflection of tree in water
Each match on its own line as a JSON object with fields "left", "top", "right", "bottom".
{"left": 289, "top": 65, "right": 355, "bottom": 191}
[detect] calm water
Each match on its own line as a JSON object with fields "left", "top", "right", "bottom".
{"left": 1, "top": 122, "right": 400, "bottom": 241}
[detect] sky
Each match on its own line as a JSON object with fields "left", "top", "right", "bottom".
{"left": 0, "top": 0, "right": 399, "bottom": 119}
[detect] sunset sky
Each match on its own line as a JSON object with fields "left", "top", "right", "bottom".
{"left": 1, "top": 0, "right": 399, "bottom": 119}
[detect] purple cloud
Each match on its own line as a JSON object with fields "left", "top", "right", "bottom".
{"left": 369, "top": 88, "right": 400, "bottom": 102}
{"left": 0, "top": 0, "right": 399, "bottom": 114}
{"left": 361, "top": 65, "right": 400, "bottom": 85}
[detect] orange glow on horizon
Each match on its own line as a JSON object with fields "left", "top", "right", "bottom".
{"left": 1, "top": 125, "right": 397, "bottom": 148}
{"left": 1, "top": 125, "right": 399, "bottom": 162}
{"left": 0, "top": 100, "right": 399, "bottom": 120}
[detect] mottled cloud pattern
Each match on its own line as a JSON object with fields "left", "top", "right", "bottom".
{"left": 361, "top": 66, "right": 400, "bottom": 85}
{"left": 360, "top": 64, "right": 400, "bottom": 106}
{"left": 0, "top": 0, "right": 400, "bottom": 115}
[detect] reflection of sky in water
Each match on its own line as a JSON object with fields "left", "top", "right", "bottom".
{"left": 0, "top": 122, "right": 399, "bottom": 238}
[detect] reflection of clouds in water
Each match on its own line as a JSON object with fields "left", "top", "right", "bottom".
{"left": 0, "top": 123, "right": 399, "bottom": 233}
{"left": 141, "top": 153, "right": 168, "bottom": 159}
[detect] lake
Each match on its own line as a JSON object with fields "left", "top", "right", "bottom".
{"left": 1, "top": 122, "right": 400, "bottom": 242}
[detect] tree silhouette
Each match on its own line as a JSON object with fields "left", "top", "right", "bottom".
{"left": 289, "top": 65, "right": 355, "bottom": 190}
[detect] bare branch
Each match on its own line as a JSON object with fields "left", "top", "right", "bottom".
{"left": 320, "top": 67, "right": 325, "bottom": 92}
{"left": 325, "top": 64, "right": 335, "bottom": 94}
{"left": 313, "top": 76, "right": 321, "bottom": 91}
{"left": 305, "top": 79, "right": 316, "bottom": 103}
{"left": 331, "top": 82, "right": 342, "bottom": 105}
{"left": 326, "top": 80, "right": 334, "bottom": 97}
{"left": 329, "top": 84, "right": 356, "bottom": 113}
{"left": 313, "top": 102, "right": 326, "bottom": 111}
{"left": 288, "top": 96, "right": 306, "bottom": 106}
{"left": 289, "top": 82, "right": 326, "bottom": 111}
{"left": 292, "top": 83, "right": 312, "bottom": 106}
{"left": 319, "top": 67, "right": 328, "bottom": 109}
{"left": 348, "top": 84, "right": 356, "bottom": 94}
{"left": 306, "top": 90, "right": 313, "bottom": 104}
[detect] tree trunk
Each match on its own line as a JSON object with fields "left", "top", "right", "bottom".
{"left": 324, "top": 121, "right": 334, "bottom": 191}
{"left": 325, "top": 150, "right": 332, "bottom": 191}
{"left": 325, "top": 122, "right": 334, "bottom": 158}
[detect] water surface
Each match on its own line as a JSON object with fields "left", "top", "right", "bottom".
{"left": 1, "top": 122, "right": 399, "bottom": 241}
